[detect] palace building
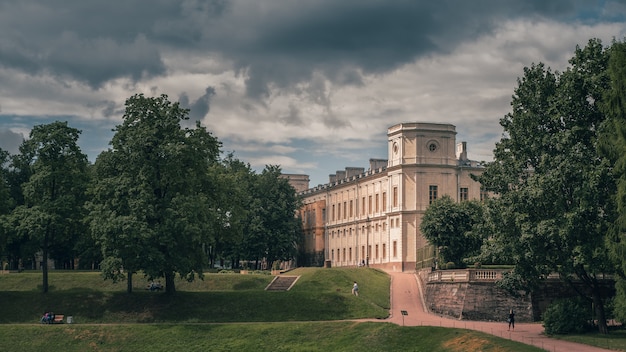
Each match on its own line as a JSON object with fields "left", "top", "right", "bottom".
{"left": 295, "top": 122, "right": 487, "bottom": 272}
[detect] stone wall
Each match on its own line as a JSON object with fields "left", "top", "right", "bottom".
{"left": 460, "top": 282, "right": 531, "bottom": 322}
{"left": 419, "top": 269, "right": 614, "bottom": 322}
{"left": 419, "top": 269, "right": 532, "bottom": 322}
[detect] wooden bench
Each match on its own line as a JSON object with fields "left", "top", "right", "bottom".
{"left": 52, "top": 314, "right": 64, "bottom": 324}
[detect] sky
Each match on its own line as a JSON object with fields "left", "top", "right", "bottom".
{"left": 1, "top": 1, "right": 625, "bottom": 187}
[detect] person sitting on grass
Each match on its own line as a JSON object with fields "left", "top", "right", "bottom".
{"left": 40, "top": 312, "right": 50, "bottom": 324}
{"left": 149, "top": 281, "right": 163, "bottom": 291}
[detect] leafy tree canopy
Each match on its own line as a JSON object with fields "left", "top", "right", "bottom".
{"left": 420, "top": 195, "right": 484, "bottom": 268}
{"left": 9, "top": 121, "right": 89, "bottom": 292}
{"left": 477, "top": 38, "right": 616, "bottom": 333}
{"left": 88, "top": 94, "right": 221, "bottom": 293}
{"left": 599, "top": 39, "right": 626, "bottom": 324}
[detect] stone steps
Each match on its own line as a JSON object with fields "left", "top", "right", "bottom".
{"left": 265, "top": 275, "right": 299, "bottom": 291}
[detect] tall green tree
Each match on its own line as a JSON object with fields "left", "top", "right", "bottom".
{"left": 0, "top": 148, "right": 11, "bottom": 215}
{"left": 599, "top": 40, "right": 626, "bottom": 323}
{"left": 88, "top": 149, "right": 147, "bottom": 292}
{"left": 89, "top": 94, "right": 221, "bottom": 294}
{"left": 0, "top": 148, "right": 14, "bottom": 266}
{"left": 9, "top": 121, "right": 89, "bottom": 292}
{"left": 420, "top": 195, "right": 484, "bottom": 267}
{"left": 206, "top": 154, "right": 255, "bottom": 269}
{"left": 246, "top": 165, "right": 302, "bottom": 270}
{"left": 478, "top": 39, "right": 615, "bottom": 333}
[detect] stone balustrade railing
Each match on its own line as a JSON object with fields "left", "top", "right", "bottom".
{"left": 427, "top": 269, "right": 505, "bottom": 283}
{"left": 426, "top": 269, "right": 612, "bottom": 283}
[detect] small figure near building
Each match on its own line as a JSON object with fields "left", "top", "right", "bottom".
{"left": 508, "top": 309, "right": 515, "bottom": 331}
{"left": 352, "top": 281, "right": 359, "bottom": 296}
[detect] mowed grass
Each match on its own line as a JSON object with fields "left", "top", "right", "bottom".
{"left": 0, "top": 323, "right": 545, "bottom": 352}
{"left": 0, "top": 267, "right": 389, "bottom": 323}
{"left": 0, "top": 268, "right": 542, "bottom": 351}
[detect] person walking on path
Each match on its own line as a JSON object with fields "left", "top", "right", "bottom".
{"left": 352, "top": 281, "right": 359, "bottom": 296}
{"left": 508, "top": 309, "right": 515, "bottom": 331}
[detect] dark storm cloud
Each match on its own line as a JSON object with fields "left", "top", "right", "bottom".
{"left": 218, "top": 0, "right": 582, "bottom": 98}
{"left": 85, "top": 100, "right": 121, "bottom": 119}
{"left": 279, "top": 103, "right": 304, "bottom": 126}
{"left": 181, "top": 86, "right": 216, "bottom": 121}
{"left": 0, "top": 1, "right": 181, "bottom": 87}
{"left": 0, "top": 0, "right": 595, "bottom": 92}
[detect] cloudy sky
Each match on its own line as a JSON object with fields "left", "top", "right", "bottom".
{"left": 1, "top": 1, "right": 625, "bottom": 187}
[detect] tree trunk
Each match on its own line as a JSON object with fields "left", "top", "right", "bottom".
{"left": 593, "top": 291, "right": 609, "bottom": 334}
{"left": 127, "top": 271, "right": 133, "bottom": 294}
{"left": 42, "top": 246, "right": 49, "bottom": 293}
{"left": 165, "top": 272, "right": 176, "bottom": 294}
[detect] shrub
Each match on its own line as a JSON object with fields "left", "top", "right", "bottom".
{"left": 445, "top": 262, "right": 456, "bottom": 269}
{"left": 542, "top": 298, "right": 590, "bottom": 335}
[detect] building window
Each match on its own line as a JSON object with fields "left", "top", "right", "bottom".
{"left": 349, "top": 200, "right": 353, "bottom": 217}
{"left": 393, "top": 241, "right": 397, "bottom": 258}
{"left": 375, "top": 244, "right": 379, "bottom": 259}
{"left": 343, "top": 202, "right": 347, "bottom": 220}
{"left": 337, "top": 203, "right": 341, "bottom": 220}
{"left": 349, "top": 247, "right": 352, "bottom": 262}
{"left": 368, "top": 195, "right": 372, "bottom": 214}
{"left": 429, "top": 185, "right": 438, "bottom": 204}
{"left": 382, "top": 243, "right": 386, "bottom": 259}
{"left": 460, "top": 187, "right": 468, "bottom": 201}
{"left": 368, "top": 245, "right": 372, "bottom": 260}
{"left": 362, "top": 197, "right": 366, "bottom": 215}
{"left": 375, "top": 193, "right": 379, "bottom": 213}
{"left": 382, "top": 192, "right": 387, "bottom": 211}
{"left": 393, "top": 186, "right": 398, "bottom": 207}
{"left": 343, "top": 248, "right": 346, "bottom": 262}
{"left": 361, "top": 246, "right": 365, "bottom": 260}
{"left": 332, "top": 205, "right": 335, "bottom": 221}
{"left": 480, "top": 187, "right": 489, "bottom": 202}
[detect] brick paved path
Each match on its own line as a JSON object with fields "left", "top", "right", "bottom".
{"left": 383, "top": 271, "right": 615, "bottom": 352}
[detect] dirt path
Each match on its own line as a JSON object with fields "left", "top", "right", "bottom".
{"left": 381, "top": 271, "right": 615, "bottom": 352}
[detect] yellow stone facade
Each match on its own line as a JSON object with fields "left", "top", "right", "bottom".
{"left": 296, "top": 122, "right": 486, "bottom": 271}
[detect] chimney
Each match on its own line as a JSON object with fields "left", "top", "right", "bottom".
{"left": 456, "top": 142, "right": 467, "bottom": 161}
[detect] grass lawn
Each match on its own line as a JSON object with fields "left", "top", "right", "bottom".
{"left": 0, "top": 322, "right": 545, "bottom": 352}
{"left": 0, "top": 267, "right": 583, "bottom": 351}
{"left": 0, "top": 267, "right": 389, "bottom": 323}
{"left": 552, "top": 329, "right": 626, "bottom": 351}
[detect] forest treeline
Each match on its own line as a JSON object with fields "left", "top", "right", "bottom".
{"left": 0, "top": 94, "right": 302, "bottom": 294}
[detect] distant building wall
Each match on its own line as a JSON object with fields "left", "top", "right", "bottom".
{"left": 280, "top": 174, "right": 310, "bottom": 193}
